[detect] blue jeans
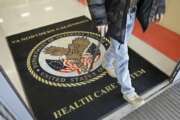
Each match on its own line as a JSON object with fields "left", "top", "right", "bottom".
{"left": 102, "top": 9, "right": 136, "bottom": 96}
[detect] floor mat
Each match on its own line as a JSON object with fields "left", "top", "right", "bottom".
{"left": 7, "top": 16, "right": 169, "bottom": 120}
{"left": 122, "top": 82, "right": 180, "bottom": 120}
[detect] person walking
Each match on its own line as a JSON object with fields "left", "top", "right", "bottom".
{"left": 88, "top": 0, "right": 165, "bottom": 107}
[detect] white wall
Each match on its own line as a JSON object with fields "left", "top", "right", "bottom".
{"left": 160, "top": 0, "right": 180, "bottom": 34}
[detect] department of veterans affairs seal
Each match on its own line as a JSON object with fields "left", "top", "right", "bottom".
{"left": 27, "top": 31, "right": 110, "bottom": 87}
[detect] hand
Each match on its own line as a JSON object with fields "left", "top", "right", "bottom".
{"left": 151, "top": 13, "right": 164, "bottom": 23}
{"left": 97, "top": 25, "right": 108, "bottom": 37}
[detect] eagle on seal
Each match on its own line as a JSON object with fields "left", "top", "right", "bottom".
{"left": 43, "top": 37, "right": 100, "bottom": 73}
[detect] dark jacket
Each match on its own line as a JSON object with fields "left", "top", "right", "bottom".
{"left": 88, "top": 0, "right": 166, "bottom": 43}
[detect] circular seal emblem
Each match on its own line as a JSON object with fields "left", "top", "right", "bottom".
{"left": 27, "top": 31, "right": 110, "bottom": 87}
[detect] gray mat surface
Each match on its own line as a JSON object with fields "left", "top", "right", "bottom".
{"left": 122, "top": 83, "right": 180, "bottom": 120}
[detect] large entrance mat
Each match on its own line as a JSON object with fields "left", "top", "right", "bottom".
{"left": 7, "top": 16, "right": 169, "bottom": 120}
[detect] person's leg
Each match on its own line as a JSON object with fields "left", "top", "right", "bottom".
{"left": 116, "top": 10, "right": 144, "bottom": 106}
{"left": 101, "top": 38, "right": 117, "bottom": 78}
{"left": 114, "top": 41, "right": 135, "bottom": 96}
{"left": 102, "top": 41, "right": 116, "bottom": 69}
{"left": 102, "top": 9, "right": 136, "bottom": 78}
{"left": 102, "top": 35, "right": 135, "bottom": 96}
{"left": 115, "top": 10, "right": 136, "bottom": 96}
{"left": 102, "top": 8, "right": 144, "bottom": 106}
{"left": 106, "top": 9, "right": 144, "bottom": 106}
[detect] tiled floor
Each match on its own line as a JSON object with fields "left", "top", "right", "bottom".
{"left": 0, "top": 0, "right": 177, "bottom": 107}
